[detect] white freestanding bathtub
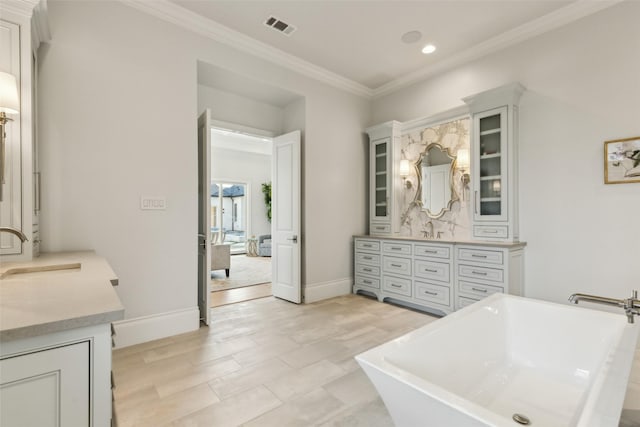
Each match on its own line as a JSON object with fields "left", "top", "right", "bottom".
{"left": 356, "top": 293, "right": 639, "bottom": 427}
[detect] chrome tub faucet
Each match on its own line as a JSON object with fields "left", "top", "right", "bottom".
{"left": 569, "top": 290, "right": 640, "bottom": 323}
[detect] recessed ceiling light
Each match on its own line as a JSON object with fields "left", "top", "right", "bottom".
{"left": 422, "top": 44, "right": 437, "bottom": 54}
{"left": 401, "top": 30, "right": 422, "bottom": 44}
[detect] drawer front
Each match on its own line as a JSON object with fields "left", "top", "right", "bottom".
{"left": 457, "top": 247, "right": 503, "bottom": 265}
{"left": 383, "top": 256, "right": 412, "bottom": 276}
{"left": 414, "top": 259, "right": 450, "bottom": 283}
{"left": 414, "top": 281, "right": 450, "bottom": 307}
{"left": 383, "top": 275, "right": 411, "bottom": 297}
{"left": 355, "top": 264, "right": 380, "bottom": 276}
{"left": 414, "top": 244, "right": 450, "bottom": 260}
{"left": 473, "top": 225, "right": 508, "bottom": 239}
{"left": 370, "top": 223, "right": 391, "bottom": 234}
{"left": 356, "top": 240, "right": 380, "bottom": 252}
{"left": 356, "top": 253, "right": 380, "bottom": 266}
{"left": 355, "top": 275, "right": 380, "bottom": 289}
{"left": 457, "top": 296, "right": 480, "bottom": 309}
{"left": 382, "top": 242, "right": 412, "bottom": 256}
{"left": 458, "top": 264, "right": 504, "bottom": 283}
{"left": 458, "top": 280, "right": 504, "bottom": 298}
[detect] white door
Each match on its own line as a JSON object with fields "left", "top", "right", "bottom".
{"left": 272, "top": 131, "right": 301, "bottom": 303}
{"left": 197, "top": 110, "right": 211, "bottom": 325}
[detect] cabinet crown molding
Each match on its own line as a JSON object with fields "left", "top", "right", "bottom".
{"left": 462, "top": 82, "right": 526, "bottom": 113}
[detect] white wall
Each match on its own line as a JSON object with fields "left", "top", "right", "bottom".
{"left": 372, "top": 2, "right": 640, "bottom": 306}
{"left": 38, "top": 0, "right": 370, "bottom": 345}
{"left": 211, "top": 147, "right": 272, "bottom": 239}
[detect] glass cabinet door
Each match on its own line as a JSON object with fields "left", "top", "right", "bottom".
{"left": 474, "top": 107, "right": 507, "bottom": 220}
{"left": 371, "top": 138, "right": 390, "bottom": 221}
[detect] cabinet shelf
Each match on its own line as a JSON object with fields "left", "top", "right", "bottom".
{"left": 480, "top": 153, "right": 501, "bottom": 160}
{"left": 480, "top": 197, "right": 501, "bottom": 202}
{"left": 375, "top": 202, "right": 387, "bottom": 207}
{"left": 480, "top": 128, "right": 501, "bottom": 136}
{"left": 480, "top": 175, "right": 501, "bottom": 181}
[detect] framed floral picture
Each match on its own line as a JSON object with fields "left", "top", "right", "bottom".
{"left": 604, "top": 136, "right": 640, "bottom": 184}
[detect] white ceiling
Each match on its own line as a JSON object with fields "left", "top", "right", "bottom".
{"left": 133, "top": 0, "right": 620, "bottom": 98}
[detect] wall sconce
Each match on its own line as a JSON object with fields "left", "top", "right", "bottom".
{"left": 457, "top": 148, "right": 470, "bottom": 185}
{"left": 0, "top": 71, "right": 20, "bottom": 202}
{"left": 399, "top": 159, "right": 412, "bottom": 189}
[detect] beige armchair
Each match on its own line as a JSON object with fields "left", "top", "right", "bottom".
{"left": 211, "top": 243, "right": 231, "bottom": 277}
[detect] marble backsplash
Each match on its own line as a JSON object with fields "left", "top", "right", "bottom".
{"left": 397, "top": 118, "right": 472, "bottom": 241}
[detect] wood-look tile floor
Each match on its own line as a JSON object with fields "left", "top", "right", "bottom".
{"left": 210, "top": 283, "right": 272, "bottom": 308}
{"left": 113, "top": 295, "right": 640, "bottom": 427}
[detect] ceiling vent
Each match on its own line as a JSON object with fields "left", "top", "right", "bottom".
{"left": 264, "top": 16, "right": 296, "bottom": 36}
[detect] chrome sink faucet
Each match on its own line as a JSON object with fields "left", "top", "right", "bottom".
{"left": 422, "top": 221, "right": 434, "bottom": 239}
{"left": 0, "top": 227, "right": 28, "bottom": 242}
{"left": 569, "top": 290, "right": 640, "bottom": 323}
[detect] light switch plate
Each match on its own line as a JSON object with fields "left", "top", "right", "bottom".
{"left": 141, "top": 196, "right": 166, "bottom": 210}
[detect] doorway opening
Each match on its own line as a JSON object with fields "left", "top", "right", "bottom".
{"left": 209, "top": 128, "right": 274, "bottom": 307}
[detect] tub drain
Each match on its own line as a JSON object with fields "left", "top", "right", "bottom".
{"left": 512, "top": 413, "right": 531, "bottom": 425}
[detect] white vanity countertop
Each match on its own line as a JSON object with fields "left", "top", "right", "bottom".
{"left": 0, "top": 251, "right": 124, "bottom": 342}
{"left": 353, "top": 235, "right": 527, "bottom": 249}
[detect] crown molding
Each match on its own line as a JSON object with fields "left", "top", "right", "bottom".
{"left": 0, "top": 0, "right": 40, "bottom": 18}
{"left": 120, "top": 0, "right": 374, "bottom": 99}
{"left": 372, "top": 0, "right": 623, "bottom": 99}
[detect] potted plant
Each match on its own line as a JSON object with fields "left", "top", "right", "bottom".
{"left": 261, "top": 182, "right": 272, "bottom": 222}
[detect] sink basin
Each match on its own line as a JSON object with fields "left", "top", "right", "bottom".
{"left": 0, "top": 263, "right": 82, "bottom": 280}
{"left": 356, "top": 293, "right": 639, "bottom": 427}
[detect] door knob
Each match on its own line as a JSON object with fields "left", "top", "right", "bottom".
{"left": 286, "top": 235, "right": 298, "bottom": 243}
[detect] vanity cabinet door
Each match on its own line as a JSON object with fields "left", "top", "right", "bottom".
{"left": 472, "top": 107, "right": 508, "bottom": 222}
{"left": 370, "top": 137, "right": 392, "bottom": 228}
{"left": 0, "top": 341, "right": 90, "bottom": 427}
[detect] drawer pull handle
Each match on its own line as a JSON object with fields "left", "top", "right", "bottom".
{"left": 363, "top": 268, "right": 372, "bottom": 272}
{"left": 471, "top": 254, "right": 488, "bottom": 258}
{"left": 424, "top": 290, "right": 438, "bottom": 296}
{"left": 375, "top": 226, "right": 385, "bottom": 230}
{"left": 363, "top": 244, "right": 372, "bottom": 248}
{"left": 363, "top": 256, "right": 372, "bottom": 260}
{"left": 471, "top": 287, "right": 488, "bottom": 293}
{"left": 363, "top": 280, "right": 372, "bottom": 284}
{"left": 391, "top": 263, "right": 402, "bottom": 268}
{"left": 391, "top": 284, "right": 402, "bottom": 288}
{"left": 424, "top": 268, "right": 438, "bottom": 273}
{"left": 423, "top": 250, "right": 437, "bottom": 254}
{"left": 484, "top": 230, "right": 498, "bottom": 234}
{"left": 391, "top": 247, "right": 402, "bottom": 251}
{"left": 471, "top": 271, "right": 488, "bottom": 276}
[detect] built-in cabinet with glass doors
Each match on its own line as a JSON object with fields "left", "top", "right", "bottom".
{"left": 464, "top": 83, "right": 524, "bottom": 242}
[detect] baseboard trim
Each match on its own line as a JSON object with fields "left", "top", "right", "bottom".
{"left": 305, "top": 277, "right": 352, "bottom": 303}
{"left": 112, "top": 307, "right": 200, "bottom": 349}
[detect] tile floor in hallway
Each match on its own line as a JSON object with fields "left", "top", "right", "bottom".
{"left": 112, "top": 294, "right": 640, "bottom": 427}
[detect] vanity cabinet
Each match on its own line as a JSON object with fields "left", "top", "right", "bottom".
{"left": 0, "top": 323, "right": 113, "bottom": 427}
{"left": 366, "top": 121, "right": 401, "bottom": 236}
{"left": 0, "top": 1, "right": 48, "bottom": 260}
{"left": 354, "top": 236, "right": 524, "bottom": 316}
{"left": 463, "top": 83, "right": 525, "bottom": 242}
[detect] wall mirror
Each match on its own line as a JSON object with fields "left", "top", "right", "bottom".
{"left": 419, "top": 143, "right": 458, "bottom": 218}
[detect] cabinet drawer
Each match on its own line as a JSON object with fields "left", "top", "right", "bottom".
{"left": 458, "top": 264, "right": 504, "bottom": 283}
{"left": 356, "top": 253, "right": 380, "bottom": 266}
{"left": 356, "top": 240, "right": 380, "bottom": 252}
{"left": 414, "top": 244, "right": 450, "bottom": 259}
{"left": 457, "top": 296, "right": 480, "bottom": 309}
{"left": 383, "top": 256, "right": 412, "bottom": 276}
{"left": 458, "top": 280, "right": 504, "bottom": 298}
{"left": 355, "top": 275, "right": 380, "bottom": 289}
{"left": 370, "top": 223, "right": 391, "bottom": 234}
{"left": 383, "top": 275, "right": 411, "bottom": 296}
{"left": 415, "top": 281, "right": 450, "bottom": 307}
{"left": 382, "top": 242, "right": 412, "bottom": 256}
{"left": 414, "top": 259, "right": 450, "bottom": 283}
{"left": 473, "top": 225, "right": 508, "bottom": 239}
{"left": 355, "top": 264, "right": 380, "bottom": 276}
{"left": 457, "top": 247, "right": 503, "bottom": 265}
